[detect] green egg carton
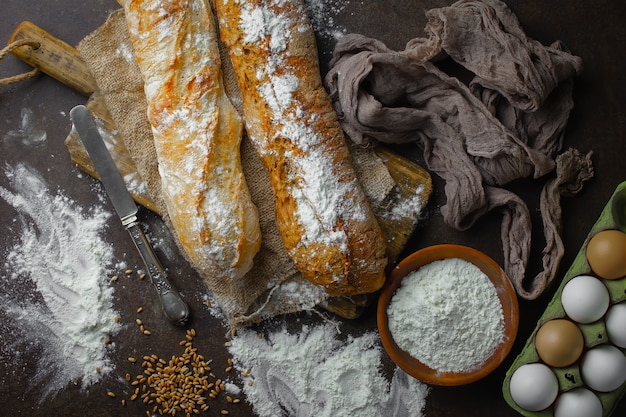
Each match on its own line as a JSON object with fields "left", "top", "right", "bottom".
{"left": 503, "top": 180, "right": 626, "bottom": 417}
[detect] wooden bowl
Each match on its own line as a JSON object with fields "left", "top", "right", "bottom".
{"left": 377, "top": 244, "right": 519, "bottom": 386}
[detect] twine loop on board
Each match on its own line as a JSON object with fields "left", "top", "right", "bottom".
{"left": 0, "top": 39, "right": 41, "bottom": 86}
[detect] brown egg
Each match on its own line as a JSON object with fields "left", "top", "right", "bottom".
{"left": 535, "top": 319, "right": 584, "bottom": 368}
{"left": 585, "top": 229, "right": 626, "bottom": 280}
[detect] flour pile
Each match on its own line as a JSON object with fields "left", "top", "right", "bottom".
{"left": 0, "top": 163, "right": 120, "bottom": 398}
{"left": 388, "top": 258, "right": 504, "bottom": 373}
{"left": 227, "top": 322, "right": 429, "bottom": 417}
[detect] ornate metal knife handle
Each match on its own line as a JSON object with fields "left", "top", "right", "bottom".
{"left": 126, "top": 219, "right": 190, "bottom": 326}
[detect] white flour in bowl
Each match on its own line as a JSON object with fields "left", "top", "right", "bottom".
{"left": 387, "top": 257, "right": 505, "bottom": 373}
{"left": 227, "top": 322, "right": 429, "bottom": 417}
{"left": 0, "top": 163, "right": 120, "bottom": 398}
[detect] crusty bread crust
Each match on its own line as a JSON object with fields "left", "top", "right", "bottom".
{"left": 214, "top": 0, "right": 387, "bottom": 295}
{"left": 119, "top": 0, "right": 261, "bottom": 281}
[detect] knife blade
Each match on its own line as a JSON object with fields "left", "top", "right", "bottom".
{"left": 70, "top": 105, "right": 189, "bottom": 326}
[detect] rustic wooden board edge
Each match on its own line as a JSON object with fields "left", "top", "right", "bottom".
{"left": 9, "top": 21, "right": 97, "bottom": 96}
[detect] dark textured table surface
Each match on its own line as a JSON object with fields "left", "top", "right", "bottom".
{"left": 1, "top": 1, "right": 625, "bottom": 416}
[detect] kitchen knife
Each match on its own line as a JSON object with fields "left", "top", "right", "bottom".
{"left": 70, "top": 105, "right": 189, "bottom": 326}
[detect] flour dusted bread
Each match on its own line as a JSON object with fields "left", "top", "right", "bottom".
{"left": 214, "top": 0, "right": 388, "bottom": 295}
{"left": 118, "top": 0, "right": 261, "bottom": 281}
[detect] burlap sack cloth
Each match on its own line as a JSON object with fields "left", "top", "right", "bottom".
{"left": 77, "top": 10, "right": 396, "bottom": 327}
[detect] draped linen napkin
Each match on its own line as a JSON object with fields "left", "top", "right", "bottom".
{"left": 325, "top": 0, "right": 594, "bottom": 299}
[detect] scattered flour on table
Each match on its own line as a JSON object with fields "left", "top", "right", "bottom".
{"left": 0, "top": 163, "right": 120, "bottom": 398}
{"left": 227, "top": 322, "right": 429, "bottom": 417}
{"left": 2, "top": 108, "right": 47, "bottom": 147}
{"left": 387, "top": 257, "right": 505, "bottom": 373}
{"left": 304, "top": 0, "right": 349, "bottom": 41}
{"left": 381, "top": 184, "right": 426, "bottom": 222}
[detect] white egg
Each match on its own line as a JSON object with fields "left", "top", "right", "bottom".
{"left": 581, "top": 344, "right": 626, "bottom": 392}
{"left": 606, "top": 302, "right": 626, "bottom": 348}
{"left": 561, "top": 275, "right": 610, "bottom": 323}
{"left": 509, "top": 363, "right": 559, "bottom": 411}
{"left": 554, "top": 388, "right": 603, "bottom": 417}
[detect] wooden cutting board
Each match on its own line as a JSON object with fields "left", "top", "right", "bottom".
{"left": 8, "top": 21, "right": 433, "bottom": 319}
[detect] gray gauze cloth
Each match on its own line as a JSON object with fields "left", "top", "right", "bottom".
{"left": 325, "top": 0, "right": 594, "bottom": 300}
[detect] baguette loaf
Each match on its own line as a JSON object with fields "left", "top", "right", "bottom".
{"left": 214, "top": 0, "right": 388, "bottom": 296}
{"left": 118, "top": 0, "right": 261, "bottom": 282}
